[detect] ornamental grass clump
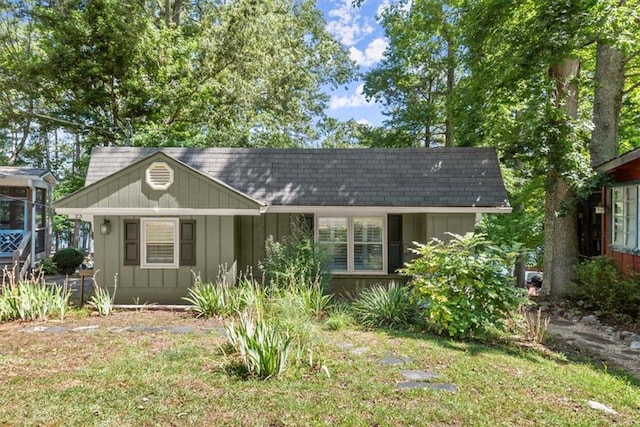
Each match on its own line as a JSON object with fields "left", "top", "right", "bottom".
{"left": 183, "top": 274, "right": 266, "bottom": 318}
{"left": 350, "top": 282, "right": 419, "bottom": 329}
{"left": 88, "top": 273, "right": 117, "bottom": 316}
{"left": 0, "top": 269, "right": 71, "bottom": 321}
{"left": 225, "top": 310, "right": 292, "bottom": 379}
{"left": 401, "top": 233, "right": 526, "bottom": 339}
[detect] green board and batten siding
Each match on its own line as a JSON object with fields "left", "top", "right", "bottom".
{"left": 57, "top": 155, "right": 260, "bottom": 304}
{"left": 57, "top": 155, "right": 260, "bottom": 211}
{"left": 94, "top": 215, "right": 235, "bottom": 304}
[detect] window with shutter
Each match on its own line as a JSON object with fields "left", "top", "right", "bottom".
{"left": 317, "top": 215, "right": 386, "bottom": 274}
{"left": 141, "top": 218, "right": 179, "bottom": 268}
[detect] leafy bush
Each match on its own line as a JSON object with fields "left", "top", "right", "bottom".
{"left": 401, "top": 233, "right": 526, "bottom": 338}
{"left": 225, "top": 311, "right": 292, "bottom": 379}
{"left": 0, "top": 275, "right": 71, "bottom": 321}
{"left": 350, "top": 282, "right": 420, "bottom": 329}
{"left": 52, "top": 248, "right": 85, "bottom": 275}
{"left": 36, "top": 257, "right": 59, "bottom": 275}
{"left": 572, "top": 256, "right": 640, "bottom": 322}
{"left": 260, "top": 218, "right": 329, "bottom": 291}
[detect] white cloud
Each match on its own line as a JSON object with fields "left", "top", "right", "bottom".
{"left": 330, "top": 84, "right": 374, "bottom": 110}
{"left": 356, "top": 118, "right": 371, "bottom": 126}
{"left": 325, "top": 0, "right": 374, "bottom": 46}
{"left": 349, "top": 37, "right": 388, "bottom": 67}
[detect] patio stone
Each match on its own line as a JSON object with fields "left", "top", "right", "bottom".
{"left": 47, "top": 326, "right": 69, "bottom": 333}
{"left": 350, "top": 347, "right": 369, "bottom": 356}
{"left": 108, "top": 326, "right": 131, "bottom": 333}
{"left": 71, "top": 325, "right": 99, "bottom": 332}
{"left": 377, "top": 356, "right": 413, "bottom": 366}
{"left": 169, "top": 326, "right": 195, "bottom": 334}
{"left": 397, "top": 382, "right": 458, "bottom": 392}
{"left": 400, "top": 370, "right": 440, "bottom": 381}
{"left": 24, "top": 325, "right": 48, "bottom": 333}
{"left": 337, "top": 342, "right": 355, "bottom": 350}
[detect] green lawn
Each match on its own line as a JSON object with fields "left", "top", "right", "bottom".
{"left": 1, "top": 312, "right": 639, "bottom": 426}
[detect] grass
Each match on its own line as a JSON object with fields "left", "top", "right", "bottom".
{"left": 1, "top": 311, "right": 639, "bottom": 425}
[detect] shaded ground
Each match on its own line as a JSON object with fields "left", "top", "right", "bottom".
{"left": 547, "top": 315, "right": 640, "bottom": 380}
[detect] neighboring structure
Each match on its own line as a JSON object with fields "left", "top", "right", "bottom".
{"left": 0, "top": 167, "right": 56, "bottom": 277}
{"left": 54, "top": 147, "right": 511, "bottom": 304}
{"left": 595, "top": 147, "right": 640, "bottom": 272}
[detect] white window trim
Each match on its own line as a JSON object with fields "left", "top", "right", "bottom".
{"left": 140, "top": 217, "right": 179, "bottom": 269}
{"left": 315, "top": 214, "right": 387, "bottom": 275}
{"left": 611, "top": 186, "right": 640, "bottom": 251}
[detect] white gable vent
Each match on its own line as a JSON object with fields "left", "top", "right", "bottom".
{"left": 145, "top": 162, "right": 174, "bottom": 190}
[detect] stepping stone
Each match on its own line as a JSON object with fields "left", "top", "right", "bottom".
{"left": 350, "top": 347, "right": 369, "bottom": 356}
{"left": 337, "top": 342, "right": 354, "bottom": 350}
{"left": 71, "top": 325, "right": 99, "bottom": 332}
{"left": 140, "top": 326, "right": 166, "bottom": 333}
{"left": 47, "top": 326, "right": 68, "bottom": 333}
{"left": 400, "top": 370, "right": 440, "bottom": 381}
{"left": 108, "top": 326, "right": 131, "bottom": 333}
{"left": 587, "top": 400, "right": 618, "bottom": 415}
{"left": 397, "top": 382, "right": 458, "bottom": 392}
{"left": 378, "top": 356, "right": 413, "bottom": 366}
{"left": 24, "top": 326, "right": 48, "bottom": 333}
{"left": 169, "top": 326, "right": 195, "bottom": 334}
{"left": 128, "top": 325, "right": 149, "bottom": 332}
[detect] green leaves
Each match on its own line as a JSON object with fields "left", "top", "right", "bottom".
{"left": 401, "top": 233, "right": 526, "bottom": 338}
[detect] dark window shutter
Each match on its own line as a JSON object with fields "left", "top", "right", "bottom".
{"left": 123, "top": 220, "right": 140, "bottom": 266}
{"left": 388, "top": 214, "right": 403, "bottom": 273}
{"left": 180, "top": 220, "right": 196, "bottom": 266}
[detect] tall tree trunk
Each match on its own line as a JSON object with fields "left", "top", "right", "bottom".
{"left": 544, "top": 58, "right": 580, "bottom": 299}
{"left": 445, "top": 36, "right": 455, "bottom": 147}
{"left": 590, "top": 41, "right": 624, "bottom": 166}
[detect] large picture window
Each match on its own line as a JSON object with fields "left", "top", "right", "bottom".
{"left": 612, "top": 186, "right": 638, "bottom": 250}
{"left": 141, "top": 218, "right": 179, "bottom": 268}
{"left": 317, "top": 215, "right": 385, "bottom": 273}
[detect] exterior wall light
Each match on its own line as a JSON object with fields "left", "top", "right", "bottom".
{"left": 100, "top": 218, "right": 111, "bottom": 235}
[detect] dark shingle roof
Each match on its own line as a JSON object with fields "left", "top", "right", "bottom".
{"left": 86, "top": 147, "right": 509, "bottom": 208}
{"left": 0, "top": 167, "right": 52, "bottom": 178}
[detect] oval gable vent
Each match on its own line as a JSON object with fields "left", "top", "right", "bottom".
{"left": 145, "top": 162, "right": 174, "bottom": 190}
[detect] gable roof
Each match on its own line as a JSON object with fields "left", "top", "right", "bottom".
{"left": 84, "top": 147, "right": 510, "bottom": 209}
{"left": 0, "top": 167, "right": 57, "bottom": 185}
{"left": 595, "top": 146, "right": 640, "bottom": 174}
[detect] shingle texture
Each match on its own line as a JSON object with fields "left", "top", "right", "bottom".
{"left": 0, "top": 167, "right": 51, "bottom": 178}
{"left": 86, "top": 147, "right": 509, "bottom": 208}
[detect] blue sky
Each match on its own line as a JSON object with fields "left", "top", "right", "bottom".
{"left": 318, "top": 0, "right": 395, "bottom": 127}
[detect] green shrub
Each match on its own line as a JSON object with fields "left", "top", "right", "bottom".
{"left": 350, "top": 282, "right": 419, "bottom": 329}
{"left": 400, "top": 233, "right": 526, "bottom": 338}
{"left": 572, "top": 256, "right": 640, "bottom": 321}
{"left": 52, "top": 248, "right": 85, "bottom": 275}
{"left": 225, "top": 311, "right": 292, "bottom": 379}
{"left": 260, "top": 218, "right": 330, "bottom": 291}
{"left": 36, "top": 257, "right": 59, "bottom": 275}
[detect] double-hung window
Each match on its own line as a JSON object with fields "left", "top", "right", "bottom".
{"left": 612, "top": 186, "right": 638, "bottom": 250}
{"left": 317, "top": 215, "right": 385, "bottom": 273}
{"left": 141, "top": 218, "right": 179, "bottom": 268}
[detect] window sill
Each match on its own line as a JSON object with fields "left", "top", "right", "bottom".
{"left": 609, "top": 245, "right": 640, "bottom": 255}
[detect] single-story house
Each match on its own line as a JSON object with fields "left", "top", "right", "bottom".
{"left": 595, "top": 147, "right": 640, "bottom": 272}
{"left": 0, "top": 167, "right": 56, "bottom": 278}
{"left": 54, "top": 147, "right": 511, "bottom": 304}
